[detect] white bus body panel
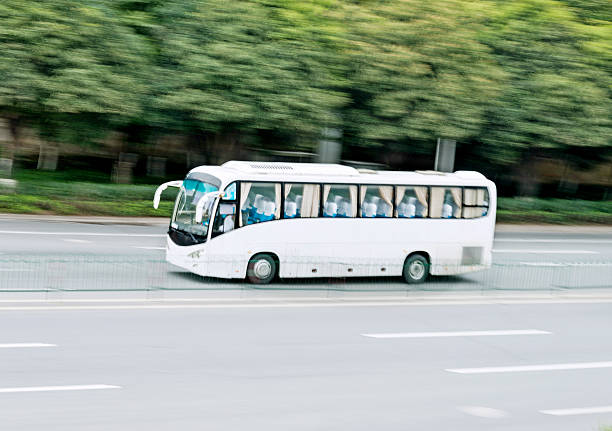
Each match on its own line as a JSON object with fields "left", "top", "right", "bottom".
{"left": 167, "top": 216, "right": 494, "bottom": 279}
{"left": 164, "top": 163, "right": 496, "bottom": 281}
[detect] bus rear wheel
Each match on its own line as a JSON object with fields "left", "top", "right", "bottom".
{"left": 403, "top": 254, "right": 429, "bottom": 284}
{"left": 246, "top": 253, "right": 277, "bottom": 285}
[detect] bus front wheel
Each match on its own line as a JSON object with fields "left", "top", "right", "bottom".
{"left": 246, "top": 253, "right": 277, "bottom": 285}
{"left": 402, "top": 254, "right": 429, "bottom": 284}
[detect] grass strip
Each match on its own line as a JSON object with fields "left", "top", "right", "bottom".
{"left": 0, "top": 174, "right": 610, "bottom": 224}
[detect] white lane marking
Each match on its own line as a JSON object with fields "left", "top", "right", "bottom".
{"left": 0, "top": 231, "right": 164, "bottom": 237}
{"left": 458, "top": 406, "right": 508, "bottom": 419}
{"left": 0, "top": 384, "right": 120, "bottom": 394}
{"left": 493, "top": 249, "right": 598, "bottom": 254}
{"left": 362, "top": 329, "right": 551, "bottom": 339}
{"left": 0, "top": 343, "right": 56, "bottom": 348}
{"left": 132, "top": 246, "right": 165, "bottom": 250}
{"left": 496, "top": 238, "right": 612, "bottom": 244}
{"left": 2, "top": 298, "right": 612, "bottom": 311}
{"left": 0, "top": 296, "right": 606, "bottom": 304}
{"left": 62, "top": 239, "right": 92, "bottom": 244}
{"left": 519, "top": 262, "right": 612, "bottom": 267}
{"left": 447, "top": 361, "right": 612, "bottom": 374}
{"left": 540, "top": 405, "right": 612, "bottom": 416}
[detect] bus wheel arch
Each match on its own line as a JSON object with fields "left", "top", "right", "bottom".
{"left": 402, "top": 252, "right": 430, "bottom": 284}
{"left": 246, "top": 252, "right": 279, "bottom": 284}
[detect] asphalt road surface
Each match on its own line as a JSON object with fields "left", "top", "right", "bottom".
{"left": 0, "top": 217, "right": 611, "bottom": 293}
{"left": 0, "top": 299, "right": 612, "bottom": 430}
{"left": 1, "top": 217, "right": 612, "bottom": 430}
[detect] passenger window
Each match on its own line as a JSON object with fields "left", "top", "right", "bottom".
{"left": 395, "top": 186, "right": 428, "bottom": 218}
{"left": 463, "top": 187, "right": 489, "bottom": 218}
{"left": 222, "top": 182, "right": 236, "bottom": 201}
{"left": 212, "top": 202, "right": 236, "bottom": 236}
{"left": 322, "top": 185, "right": 357, "bottom": 218}
{"left": 284, "top": 184, "right": 320, "bottom": 218}
{"left": 239, "top": 182, "right": 281, "bottom": 226}
{"left": 430, "top": 187, "right": 462, "bottom": 218}
{"left": 360, "top": 185, "right": 393, "bottom": 218}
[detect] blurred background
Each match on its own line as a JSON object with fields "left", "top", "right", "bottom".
{"left": 0, "top": 0, "right": 610, "bottom": 222}
{"left": 0, "top": 5, "right": 611, "bottom": 429}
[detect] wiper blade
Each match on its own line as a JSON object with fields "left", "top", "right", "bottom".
{"left": 184, "top": 230, "right": 198, "bottom": 243}
{"left": 169, "top": 226, "right": 205, "bottom": 244}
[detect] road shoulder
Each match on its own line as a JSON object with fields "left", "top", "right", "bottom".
{"left": 1, "top": 213, "right": 610, "bottom": 232}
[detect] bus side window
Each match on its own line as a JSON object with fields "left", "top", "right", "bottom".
{"left": 212, "top": 203, "right": 236, "bottom": 236}
{"left": 222, "top": 182, "right": 236, "bottom": 200}
{"left": 395, "top": 186, "right": 428, "bottom": 218}
{"left": 360, "top": 185, "right": 393, "bottom": 218}
{"left": 430, "top": 187, "right": 461, "bottom": 218}
{"left": 283, "top": 184, "right": 320, "bottom": 218}
{"left": 322, "top": 185, "right": 357, "bottom": 218}
{"left": 239, "top": 182, "right": 281, "bottom": 226}
{"left": 463, "top": 187, "right": 489, "bottom": 218}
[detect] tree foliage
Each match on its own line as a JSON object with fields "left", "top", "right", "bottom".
{"left": 0, "top": 0, "right": 149, "bottom": 143}
{"left": 0, "top": 0, "right": 609, "bottom": 165}
{"left": 479, "top": 0, "right": 612, "bottom": 163}
{"left": 341, "top": 0, "right": 504, "bottom": 149}
{"left": 148, "top": 0, "right": 347, "bottom": 142}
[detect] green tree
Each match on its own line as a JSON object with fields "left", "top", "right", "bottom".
{"left": 479, "top": 0, "right": 612, "bottom": 165}
{"left": 339, "top": 0, "right": 504, "bottom": 157}
{"left": 0, "top": 0, "right": 149, "bottom": 167}
{"left": 151, "top": 0, "right": 346, "bottom": 156}
{"left": 1, "top": 0, "right": 609, "bottom": 177}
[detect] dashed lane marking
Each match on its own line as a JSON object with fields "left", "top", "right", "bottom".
{"left": 540, "top": 405, "right": 612, "bottom": 416}
{"left": 0, "top": 343, "right": 56, "bottom": 348}
{"left": 447, "top": 361, "right": 612, "bottom": 374}
{"left": 458, "top": 406, "right": 508, "bottom": 419}
{"left": 0, "top": 384, "right": 120, "bottom": 394}
{"left": 362, "top": 329, "right": 551, "bottom": 338}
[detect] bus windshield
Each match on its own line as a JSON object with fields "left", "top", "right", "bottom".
{"left": 171, "top": 179, "right": 219, "bottom": 238}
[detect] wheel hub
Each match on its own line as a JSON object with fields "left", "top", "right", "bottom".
{"left": 408, "top": 261, "right": 425, "bottom": 279}
{"left": 253, "top": 259, "right": 272, "bottom": 279}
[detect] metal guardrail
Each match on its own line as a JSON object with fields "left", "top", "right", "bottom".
{"left": 0, "top": 254, "right": 610, "bottom": 293}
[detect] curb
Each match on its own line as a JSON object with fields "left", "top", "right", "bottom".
{"left": 1, "top": 289, "right": 612, "bottom": 308}
{"left": 1, "top": 213, "right": 610, "bottom": 232}
{"left": 0, "top": 213, "right": 169, "bottom": 226}
{"left": 494, "top": 224, "right": 612, "bottom": 234}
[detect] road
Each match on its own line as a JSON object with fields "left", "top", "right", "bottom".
{"left": 0, "top": 217, "right": 611, "bottom": 293}
{"left": 1, "top": 217, "right": 612, "bottom": 429}
{"left": 1, "top": 299, "right": 612, "bottom": 430}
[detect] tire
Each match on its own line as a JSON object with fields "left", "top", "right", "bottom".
{"left": 246, "top": 253, "right": 277, "bottom": 285}
{"left": 402, "top": 254, "right": 429, "bottom": 284}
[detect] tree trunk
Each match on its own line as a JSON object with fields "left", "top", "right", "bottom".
{"left": 210, "top": 132, "right": 240, "bottom": 165}
{"left": 0, "top": 117, "right": 19, "bottom": 177}
{"left": 112, "top": 152, "right": 138, "bottom": 184}
{"left": 517, "top": 158, "right": 540, "bottom": 197}
{"left": 37, "top": 141, "right": 59, "bottom": 171}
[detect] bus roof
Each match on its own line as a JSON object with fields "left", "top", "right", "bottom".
{"left": 223, "top": 161, "right": 360, "bottom": 176}
{"left": 187, "top": 161, "right": 491, "bottom": 187}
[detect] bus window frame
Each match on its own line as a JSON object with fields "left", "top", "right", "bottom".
{"left": 461, "top": 186, "right": 490, "bottom": 219}
{"left": 279, "top": 182, "right": 322, "bottom": 220}
{"left": 211, "top": 181, "right": 239, "bottom": 238}
{"left": 320, "top": 183, "right": 359, "bottom": 218}
{"left": 236, "top": 181, "right": 283, "bottom": 227}
{"left": 359, "top": 184, "right": 396, "bottom": 218}
{"left": 227, "top": 180, "right": 491, "bottom": 232}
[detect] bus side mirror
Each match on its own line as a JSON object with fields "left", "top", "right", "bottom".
{"left": 153, "top": 180, "right": 182, "bottom": 209}
{"left": 195, "top": 199, "right": 205, "bottom": 223}
{"left": 195, "top": 192, "right": 222, "bottom": 223}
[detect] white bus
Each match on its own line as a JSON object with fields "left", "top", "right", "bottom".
{"left": 154, "top": 161, "right": 496, "bottom": 284}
